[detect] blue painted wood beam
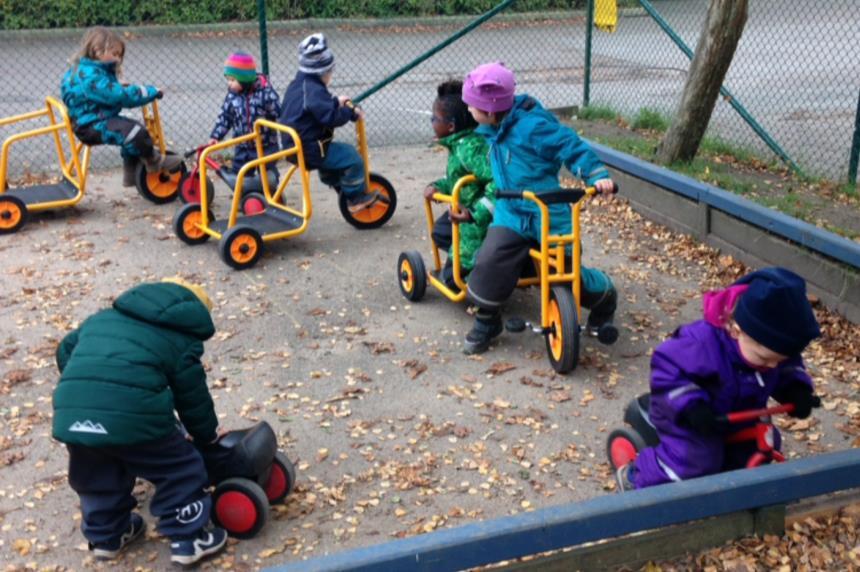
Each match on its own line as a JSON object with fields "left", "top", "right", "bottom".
{"left": 589, "top": 141, "right": 860, "bottom": 270}
{"left": 265, "top": 448, "right": 860, "bottom": 572}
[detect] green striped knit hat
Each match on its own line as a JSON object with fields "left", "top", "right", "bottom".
{"left": 224, "top": 52, "right": 257, "bottom": 84}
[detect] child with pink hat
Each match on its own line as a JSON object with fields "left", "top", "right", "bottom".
{"left": 459, "top": 62, "right": 618, "bottom": 355}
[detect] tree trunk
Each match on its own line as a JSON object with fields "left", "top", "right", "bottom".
{"left": 655, "top": 0, "right": 748, "bottom": 164}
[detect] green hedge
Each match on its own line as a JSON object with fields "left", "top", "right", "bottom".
{"left": 0, "top": 0, "right": 589, "bottom": 30}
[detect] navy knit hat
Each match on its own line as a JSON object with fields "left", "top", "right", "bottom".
{"left": 298, "top": 33, "right": 335, "bottom": 75}
{"left": 733, "top": 267, "right": 820, "bottom": 356}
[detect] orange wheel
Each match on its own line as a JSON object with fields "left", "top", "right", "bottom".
{"left": 545, "top": 285, "right": 579, "bottom": 373}
{"left": 219, "top": 225, "right": 263, "bottom": 270}
{"left": 397, "top": 251, "right": 426, "bottom": 301}
{"left": 0, "top": 196, "right": 27, "bottom": 234}
{"left": 339, "top": 173, "right": 397, "bottom": 229}
{"left": 134, "top": 154, "right": 185, "bottom": 204}
{"left": 173, "top": 203, "right": 212, "bottom": 245}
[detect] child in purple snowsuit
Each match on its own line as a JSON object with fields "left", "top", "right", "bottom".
{"left": 617, "top": 267, "right": 821, "bottom": 491}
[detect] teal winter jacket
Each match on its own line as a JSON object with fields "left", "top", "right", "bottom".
{"left": 52, "top": 282, "right": 218, "bottom": 447}
{"left": 476, "top": 94, "right": 610, "bottom": 242}
{"left": 60, "top": 57, "right": 159, "bottom": 128}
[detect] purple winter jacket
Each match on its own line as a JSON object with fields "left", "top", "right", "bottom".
{"left": 633, "top": 320, "right": 813, "bottom": 488}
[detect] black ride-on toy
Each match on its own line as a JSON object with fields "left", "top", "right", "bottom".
{"left": 199, "top": 421, "right": 297, "bottom": 539}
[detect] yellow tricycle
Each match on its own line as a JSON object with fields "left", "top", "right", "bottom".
{"left": 397, "top": 178, "right": 618, "bottom": 373}
{"left": 172, "top": 113, "right": 396, "bottom": 270}
{"left": 0, "top": 96, "right": 90, "bottom": 234}
{"left": 0, "top": 96, "right": 182, "bottom": 234}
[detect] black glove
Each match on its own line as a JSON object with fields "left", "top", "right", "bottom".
{"left": 778, "top": 383, "right": 821, "bottom": 419}
{"left": 681, "top": 401, "right": 725, "bottom": 436}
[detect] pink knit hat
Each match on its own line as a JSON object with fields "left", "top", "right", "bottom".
{"left": 462, "top": 62, "right": 516, "bottom": 113}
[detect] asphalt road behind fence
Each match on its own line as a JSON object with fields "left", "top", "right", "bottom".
{"left": 1, "top": 0, "right": 859, "bottom": 182}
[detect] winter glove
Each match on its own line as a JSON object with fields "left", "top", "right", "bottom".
{"left": 681, "top": 401, "right": 726, "bottom": 436}
{"left": 777, "top": 383, "right": 821, "bottom": 419}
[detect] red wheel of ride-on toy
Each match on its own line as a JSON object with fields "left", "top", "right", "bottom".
{"left": 212, "top": 477, "right": 269, "bottom": 539}
{"left": 178, "top": 170, "right": 214, "bottom": 205}
{"left": 265, "top": 451, "right": 297, "bottom": 504}
{"left": 241, "top": 192, "right": 266, "bottom": 216}
{"left": 606, "top": 427, "right": 647, "bottom": 470}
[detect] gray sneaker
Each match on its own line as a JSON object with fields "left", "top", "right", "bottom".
{"left": 615, "top": 463, "right": 635, "bottom": 493}
{"left": 143, "top": 153, "right": 183, "bottom": 174}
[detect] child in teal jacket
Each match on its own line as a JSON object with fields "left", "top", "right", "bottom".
{"left": 461, "top": 62, "right": 618, "bottom": 354}
{"left": 60, "top": 27, "right": 182, "bottom": 187}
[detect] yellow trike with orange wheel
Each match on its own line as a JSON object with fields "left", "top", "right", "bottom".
{"left": 172, "top": 112, "right": 396, "bottom": 270}
{"left": 0, "top": 96, "right": 91, "bottom": 234}
{"left": 397, "top": 178, "right": 618, "bottom": 374}
{"left": 132, "top": 97, "right": 186, "bottom": 204}
{"left": 0, "top": 96, "right": 182, "bottom": 234}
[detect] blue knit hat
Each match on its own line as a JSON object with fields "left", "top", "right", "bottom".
{"left": 298, "top": 33, "right": 335, "bottom": 75}
{"left": 733, "top": 267, "right": 820, "bottom": 356}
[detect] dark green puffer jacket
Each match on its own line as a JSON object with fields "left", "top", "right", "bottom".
{"left": 52, "top": 282, "right": 218, "bottom": 447}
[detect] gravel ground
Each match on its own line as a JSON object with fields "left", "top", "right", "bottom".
{"left": 1, "top": 144, "right": 857, "bottom": 571}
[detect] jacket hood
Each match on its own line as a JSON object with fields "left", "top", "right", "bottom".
{"left": 497, "top": 94, "right": 542, "bottom": 139}
{"left": 474, "top": 95, "right": 541, "bottom": 142}
{"left": 113, "top": 282, "right": 215, "bottom": 341}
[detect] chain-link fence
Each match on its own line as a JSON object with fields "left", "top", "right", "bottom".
{"left": 2, "top": 0, "right": 859, "bottom": 183}
{"left": 0, "top": 10, "right": 591, "bottom": 180}
{"left": 589, "top": 0, "right": 860, "bottom": 182}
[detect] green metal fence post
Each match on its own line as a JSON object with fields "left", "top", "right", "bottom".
{"left": 353, "top": 0, "right": 515, "bottom": 104}
{"left": 584, "top": 0, "right": 594, "bottom": 107}
{"left": 849, "top": 88, "right": 860, "bottom": 186}
{"left": 638, "top": 0, "right": 802, "bottom": 175}
{"left": 257, "top": 0, "right": 269, "bottom": 77}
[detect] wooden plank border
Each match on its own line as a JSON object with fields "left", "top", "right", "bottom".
{"left": 589, "top": 142, "right": 860, "bottom": 270}
{"left": 264, "top": 449, "right": 860, "bottom": 572}
{"left": 588, "top": 142, "right": 860, "bottom": 322}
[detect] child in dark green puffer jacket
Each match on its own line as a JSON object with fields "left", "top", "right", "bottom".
{"left": 53, "top": 279, "right": 227, "bottom": 566}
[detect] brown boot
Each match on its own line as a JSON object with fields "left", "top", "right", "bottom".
{"left": 346, "top": 192, "right": 381, "bottom": 213}
{"left": 122, "top": 157, "right": 138, "bottom": 188}
{"left": 142, "top": 153, "right": 183, "bottom": 174}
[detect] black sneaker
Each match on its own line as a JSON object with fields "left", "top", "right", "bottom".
{"left": 463, "top": 313, "right": 503, "bottom": 355}
{"left": 586, "top": 317, "right": 619, "bottom": 345}
{"left": 170, "top": 526, "right": 228, "bottom": 566}
{"left": 615, "top": 463, "right": 635, "bottom": 493}
{"left": 90, "top": 513, "right": 146, "bottom": 560}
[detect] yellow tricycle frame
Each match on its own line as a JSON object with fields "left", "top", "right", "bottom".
{"left": 421, "top": 176, "right": 598, "bottom": 328}
{"left": 0, "top": 96, "right": 90, "bottom": 212}
{"left": 193, "top": 118, "right": 312, "bottom": 242}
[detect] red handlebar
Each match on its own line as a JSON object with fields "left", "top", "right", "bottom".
{"left": 722, "top": 403, "right": 794, "bottom": 424}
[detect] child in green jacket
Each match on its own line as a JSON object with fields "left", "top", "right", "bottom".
{"left": 424, "top": 79, "right": 496, "bottom": 289}
{"left": 53, "top": 279, "right": 227, "bottom": 566}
